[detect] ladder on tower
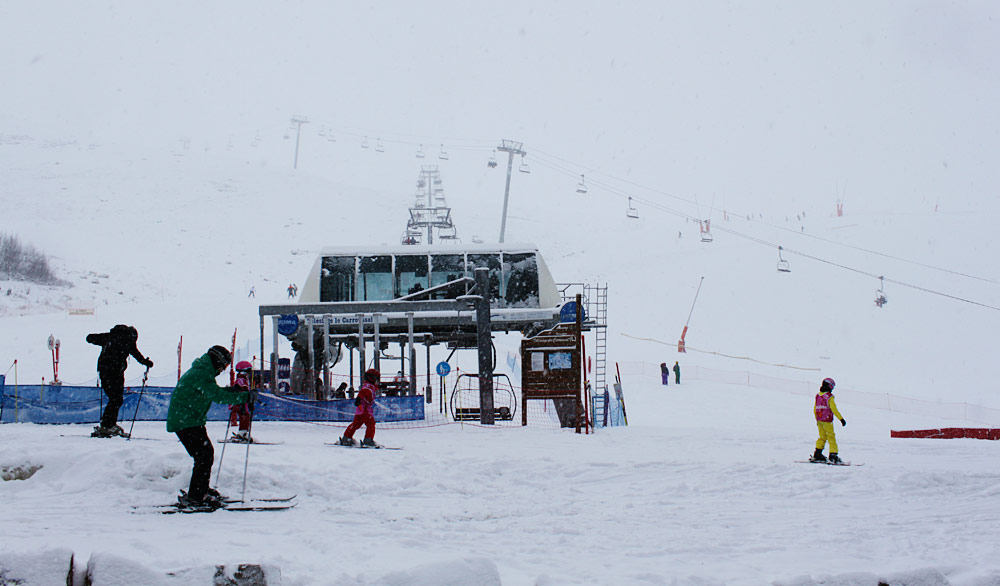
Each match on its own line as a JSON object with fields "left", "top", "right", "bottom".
{"left": 592, "top": 284, "right": 608, "bottom": 407}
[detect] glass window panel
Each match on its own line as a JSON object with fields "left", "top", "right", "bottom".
{"left": 395, "top": 254, "right": 429, "bottom": 297}
{"left": 358, "top": 255, "right": 393, "bottom": 301}
{"left": 467, "top": 253, "right": 502, "bottom": 305}
{"left": 320, "top": 256, "right": 356, "bottom": 302}
{"left": 502, "top": 252, "right": 539, "bottom": 308}
{"left": 429, "top": 254, "right": 468, "bottom": 299}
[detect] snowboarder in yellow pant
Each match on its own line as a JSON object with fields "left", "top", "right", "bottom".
{"left": 811, "top": 377, "right": 846, "bottom": 464}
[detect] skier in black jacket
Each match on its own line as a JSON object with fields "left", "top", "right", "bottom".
{"left": 86, "top": 324, "right": 153, "bottom": 437}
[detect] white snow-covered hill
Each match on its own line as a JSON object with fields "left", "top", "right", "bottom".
{"left": 3, "top": 2, "right": 1000, "bottom": 584}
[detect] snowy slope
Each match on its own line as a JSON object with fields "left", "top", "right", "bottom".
{"left": 1, "top": 379, "right": 998, "bottom": 585}
{"left": 3, "top": 1, "right": 1000, "bottom": 584}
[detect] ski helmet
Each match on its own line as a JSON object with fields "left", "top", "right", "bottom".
{"left": 208, "top": 345, "right": 232, "bottom": 370}
{"left": 364, "top": 368, "right": 381, "bottom": 382}
{"left": 235, "top": 360, "right": 252, "bottom": 372}
{"left": 822, "top": 377, "right": 836, "bottom": 391}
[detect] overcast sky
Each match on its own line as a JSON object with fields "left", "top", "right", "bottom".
{"left": 3, "top": 1, "right": 999, "bottom": 214}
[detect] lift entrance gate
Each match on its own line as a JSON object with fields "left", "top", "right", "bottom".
{"left": 258, "top": 296, "right": 562, "bottom": 404}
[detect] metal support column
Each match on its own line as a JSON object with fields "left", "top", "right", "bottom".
{"left": 373, "top": 314, "right": 381, "bottom": 373}
{"left": 474, "top": 267, "right": 495, "bottom": 424}
{"left": 407, "top": 312, "right": 416, "bottom": 396}
{"left": 357, "top": 314, "right": 366, "bottom": 385}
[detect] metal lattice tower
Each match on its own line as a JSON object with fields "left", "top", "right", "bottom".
{"left": 401, "top": 166, "right": 459, "bottom": 245}
{"left": 556, "top": 282, "right": 609, "bottom": 393}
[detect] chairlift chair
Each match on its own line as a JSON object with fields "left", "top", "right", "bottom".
{"left": 626, "top": 196, "right": 639, "bottom": 219}
{"left": 416, "top": 144, "right": 425, "bottom": 158}
{"left": 328, "top": 133, "right": 336, "bottom": 142}
{"left": 776, "top": 246, "right": 790, "bottom": 272}
{"left": 518, "top": 154, "right": 530, "bottom": 173}
{"left": 700, "top": 219, "right": 713, "bottom": 243}
{"left": 375, "top": 138, "right": 384, "bottom": 152}
{"left": 361, "top": 136, "right": 369, "bottom": 149}
{"left": 875, "top": 276, "right": 888, "bottom": 307}
{"left": 488, "top": 150, "right": 498, "bottom": 168}
{"left": 576, "top": 174, "right": 588, "bottom": 194}
{"left": 400, "top": 230, "right": 422, "bottom": 246}
{"left": 438, "top": 144, "right": 449, "bottom": 160}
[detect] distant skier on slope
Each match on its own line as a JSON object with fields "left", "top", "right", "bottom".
{"left": 167, "top": 345, "right": 250, "bottom": 509}
{"left": 810, "top": 377, "right": 847, "bottom": 464}
{"left": 86, "top": 324, "right": 154, "bottom": 437}
{"left": 338, "top": 368, "right": 379, "bottom": 447}
{"left": 673, "top": 361, "right": 681, "bottom": 384}
{"left": 660, "top": 362, "right": 669, "bottom": 386}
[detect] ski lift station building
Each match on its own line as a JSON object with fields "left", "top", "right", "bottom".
{"left": 256, "top": 243, "right": 607, "bottom": 406}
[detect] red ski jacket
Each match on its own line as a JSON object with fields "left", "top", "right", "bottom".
{"left": 355, "top": 382, "right": 376, "bottom": 417}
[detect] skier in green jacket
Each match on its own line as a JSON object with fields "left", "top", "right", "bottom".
{"left": 167, "top": 345, "right": 250, "bottom": 509}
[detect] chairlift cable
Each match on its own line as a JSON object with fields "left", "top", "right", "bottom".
{"left": 530, "top": 149, "right": 996, "bottom": 286}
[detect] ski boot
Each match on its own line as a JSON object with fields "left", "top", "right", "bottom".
{"left": 809, "top": 448, "right": 827, "bottom": 463}
{"left": 91, "top": 425, "right": 116, "bottom": 438}
{"left": 828, "top": 453, "right": 842, "bottom": 465}
{"left": 361, "top": 438, "right": 378, "bottom": 448}
{"left": 110, "top": 425, "right": 127, "bottom": 437}
{"left": 204, "top": 487, "right": 228, "bottom": 506}
{"left": 177, "top": 492, "right": 223, "bottom": 512}
{"left": 338, "top": 436, "right": 357, "bottom": 447}
{"left": 231, "top": 430, "right": 252, "bottom": 443}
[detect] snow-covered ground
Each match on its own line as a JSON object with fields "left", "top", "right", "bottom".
{"left": 3, "top": 376, "right": 999, "bottom": 586}
{"left": 3, "top": 2, "right": 1000, "bottom": 584}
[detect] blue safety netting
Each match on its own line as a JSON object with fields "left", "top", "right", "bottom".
{"left": 0, "top": 383, "right": 424, "bottom": 425}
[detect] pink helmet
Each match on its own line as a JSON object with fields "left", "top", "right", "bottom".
{"left": 822, "top": 377, "right": 836, "bottom": 390}
{"left": 235, "top": 360, "right": 253, "bottom": 372}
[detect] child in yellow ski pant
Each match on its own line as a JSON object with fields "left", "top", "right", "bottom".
{"left": 812, "top": 377, "right": 846, "bottom": 463}
{"left": 815, "top": 421, "right": 839, "bottom": 453}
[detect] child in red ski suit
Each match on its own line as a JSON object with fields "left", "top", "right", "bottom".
{"left": 228, "top": 361, "right": 254, "bottom": 442}
{"left": 339, "top": 368, "right": 379, "bottom": 446}
{"left": 811, "top": 377, "right": 846, "bottom": 463}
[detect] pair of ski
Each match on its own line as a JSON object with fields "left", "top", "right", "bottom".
{"left": 796, "top": 459, "right": 862, "bottom": 467}
{"left": 324, "top": 441, "right": 402, "bottom": 450}
{"left": 137, "top": 493, "right": 297, "bottom": 514}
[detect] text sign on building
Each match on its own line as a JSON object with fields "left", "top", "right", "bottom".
{"left": 559, "top": 302, "right": 586, "bottom": 323}
{"left": 277, "top": 314, "right": 299, "bottom": 336}
{"left": 329, "top": 315, "right": 389, "bottom": 326}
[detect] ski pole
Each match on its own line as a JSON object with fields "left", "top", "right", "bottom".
{"left": 240, "top": 389, "right": 259, "bottom": 503}
{"left": 126, "top": 367, "right": 149, "bottom": 441}
{"left": 214, "top": 414, "right": 233, "bottom": 489}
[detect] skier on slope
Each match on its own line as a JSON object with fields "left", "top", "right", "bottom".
{"left": 227, "top": 361, "right": 256, "bottom": 443}
{"left": 338, "top": 368, "right": 380, "bottom": 447}
{"left": 810, "top": 377, "right": 847, "bottom": 464}
{"left": 86, "top": 324, "right": 154, "bottom": 437}
{"left": 167, "top": 345, "right": 250, "bottom": 509}
{"left": 660, "top": 362, "right": 669, "bottom": 386}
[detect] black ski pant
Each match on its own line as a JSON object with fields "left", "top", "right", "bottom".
{"left": 98, "top": 369, "right": 125, "bottom": 428}
{"left": 176, "top": 426, "right": 214, "bottom": 501}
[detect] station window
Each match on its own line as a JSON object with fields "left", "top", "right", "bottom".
{"left": 502, "top": 252, "right": 539, "bottom": 308}
{"left": 359, "top": 255, "right": 393, "bottom": 301}
{"left": 395, "top": 254, "right": 429, "bottom": 297}
{"left": 429, "top": 254, "right": 467, "bottom": 298}
{"left": 320, "top": 256, "right": 356, "bottom": 302}
{"left": 467, "top": 253, "right": 502, "bottom": 305}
